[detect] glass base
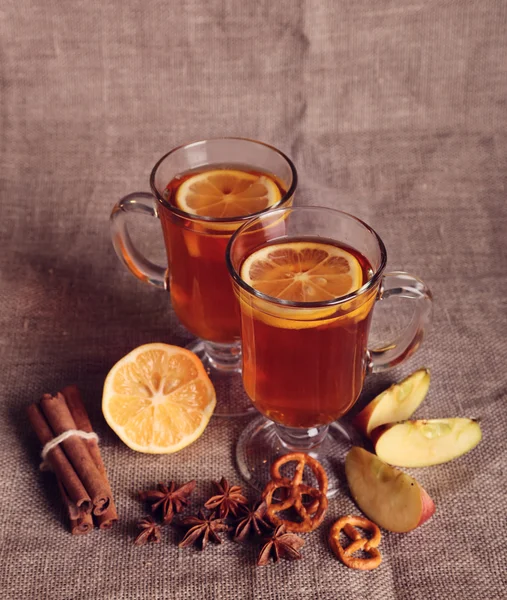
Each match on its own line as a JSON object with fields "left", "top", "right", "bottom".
{"left": 236, "top": 416, "right": 362, "bottom": 497}
{"left": 187, "top": 339, "right": 256, "bottom": 418}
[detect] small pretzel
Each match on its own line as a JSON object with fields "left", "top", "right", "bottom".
{"left": 270, "top": 453, "right": 329, "bottom": 495}
{"left": 262, "top": 453, "right": 329, "bottom": 533}
{"left": 329, "top": 516, "right": 382, "bottom": 571}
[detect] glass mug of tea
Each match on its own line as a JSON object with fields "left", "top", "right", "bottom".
{"left": 226, "top": 206, "right": 432, "bottom": 492}
{"left": 110, "top": 138, "right": 297, "bottom": 416}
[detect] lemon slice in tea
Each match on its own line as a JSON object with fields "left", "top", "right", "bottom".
{"left": 175, "top": 169, "right": 281, "bottom": 218}
{"left": 102, "top": 343, "right": 216, "bottom": 454}
{"left": 241, "top": 241, "right": 363, "bottom": 302}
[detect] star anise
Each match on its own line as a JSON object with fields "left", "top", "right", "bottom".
{"left": 234, "top": 500, "right": 271, "bottom": 542}
{"left": 139, "top": 480, "right": 196, "bottom": 524}
{"left": 204, "top": 477, "right": 248, "bottom": 518}
{"left": 257, "top": 524, "right": 305, "bottom": 565}
{"left": 134, "top": 516, "right": 162, "bottom": 546}
{"left": 179, "top": 509, "right": 230, "bottom": 550}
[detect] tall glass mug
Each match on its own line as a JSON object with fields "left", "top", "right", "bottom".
{"left": 226, "top": 206, "right": 432, "bottom": 493}
{"left": 110, "top": 139, "right": 297, "bottom": 416}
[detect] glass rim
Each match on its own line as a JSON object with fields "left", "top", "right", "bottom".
{"left": 149, "top": 137, "right": 298, "bottom": 224}
{"left": 226, "top": 206, "right": 388, "bottom": 308}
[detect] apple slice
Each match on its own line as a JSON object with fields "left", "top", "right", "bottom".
{"left": 345, "top": 446, "right": 435, "bottom": 533}
{"left": 371, "top": 418, "right": 482, "bottom": 467}
{"left": 353, "top": 368, "right": 430, "bottom": 438}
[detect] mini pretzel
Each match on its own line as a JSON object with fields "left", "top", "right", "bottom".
{"left": 329, "top": 516, "right": 382, "bottom": 571}
{"left": 270, "top": 453, "right": 329, "bottom": 494}
{"left": 262, "top": 453, "right": 329, "bottom": 533}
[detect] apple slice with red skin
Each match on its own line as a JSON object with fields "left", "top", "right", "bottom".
{"left": 353, "top": 368, "right": 430, "bottom": 438}
{"left": 345, "top": 447, "right": 435, "bottom": 533}
{"left": 371, "top": 418, "right": 482, "bottom": 468}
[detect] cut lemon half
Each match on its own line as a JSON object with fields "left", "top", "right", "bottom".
{"left": 175, "top": 169, "right": 282, "bottom": 218}
{"left": 102, "top": 344, "right": 216, "bottom": 454}
{"left": 241, "top": 241, "right": 363, "bottom": 302}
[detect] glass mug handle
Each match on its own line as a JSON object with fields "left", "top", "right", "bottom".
{"left": 368, "top": 272, "right": 433, "bottom": 373}
{"left": 110, "top": 192, "right": 167, "bottom": 289}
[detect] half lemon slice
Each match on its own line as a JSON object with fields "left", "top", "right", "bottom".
{"left": 175, "top": 169, "right": 282, "bottom": 218}
{"left": 102, "top": 344, "right": 216, "bottom": 454}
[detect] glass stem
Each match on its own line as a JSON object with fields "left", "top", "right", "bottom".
{"left": 274, "top": 423, "right": 330, "bottom": 452}
{"left": 202, "top": 341, "right": 242, "bottom": 372}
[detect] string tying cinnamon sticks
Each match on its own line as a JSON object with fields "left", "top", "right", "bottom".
{"left": 40, "top": 429, "right": 99, "bottom": 470}
{"left": 27, "top": 386, "right": 118, "bottom": 534}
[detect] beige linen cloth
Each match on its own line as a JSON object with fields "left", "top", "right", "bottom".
{"left": 1, "top": 1, "right": 506, "bottom": 598}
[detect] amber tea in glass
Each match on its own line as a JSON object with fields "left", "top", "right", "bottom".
{"left": 160, "top": 166, "right": 287, "bottom": 345}
{"left": 238, "top": 238, "right": 375, "bottom": 428}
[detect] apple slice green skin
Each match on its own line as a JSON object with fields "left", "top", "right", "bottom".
{"left": 353, "top": 368, "right": 431, "bottom": 438}
{"left": 371, "top": 418, "right": 482, "bottom": 468}
{"left": 345, "top": 447, "right": 435, "bottom": 533}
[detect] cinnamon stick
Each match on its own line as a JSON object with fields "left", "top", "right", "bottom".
{"left": 57, "top": 479, "right": 94, "bottom": 535}
{"left": 40, "top": 393, "right": 111, "bottom": 515}
{"left": 70, "top": 512, "right": 94, "bottom": 535}
{"left": 61, "top": 385, "right": 118, "bottom": 529}
{"left": 26, "top": 403, "right": 92, "bottom": 514}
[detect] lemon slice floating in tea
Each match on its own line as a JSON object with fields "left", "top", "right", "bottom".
{"left": 102, "top": 343, "right": 216, "bottom": 454}
{"left": 175, "top": 169, "right": 282, "bottom": 218}
{"left": 241, "top": 241, "right": 363, "bottom": 302}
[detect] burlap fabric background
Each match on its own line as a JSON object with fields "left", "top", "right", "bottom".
{"left": 1, "top": 1, "right": 506, "bottom": 598}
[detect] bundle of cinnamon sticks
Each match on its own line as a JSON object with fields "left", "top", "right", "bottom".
{"left": 27, "top": 385, "right": 118, "bottom": 535}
